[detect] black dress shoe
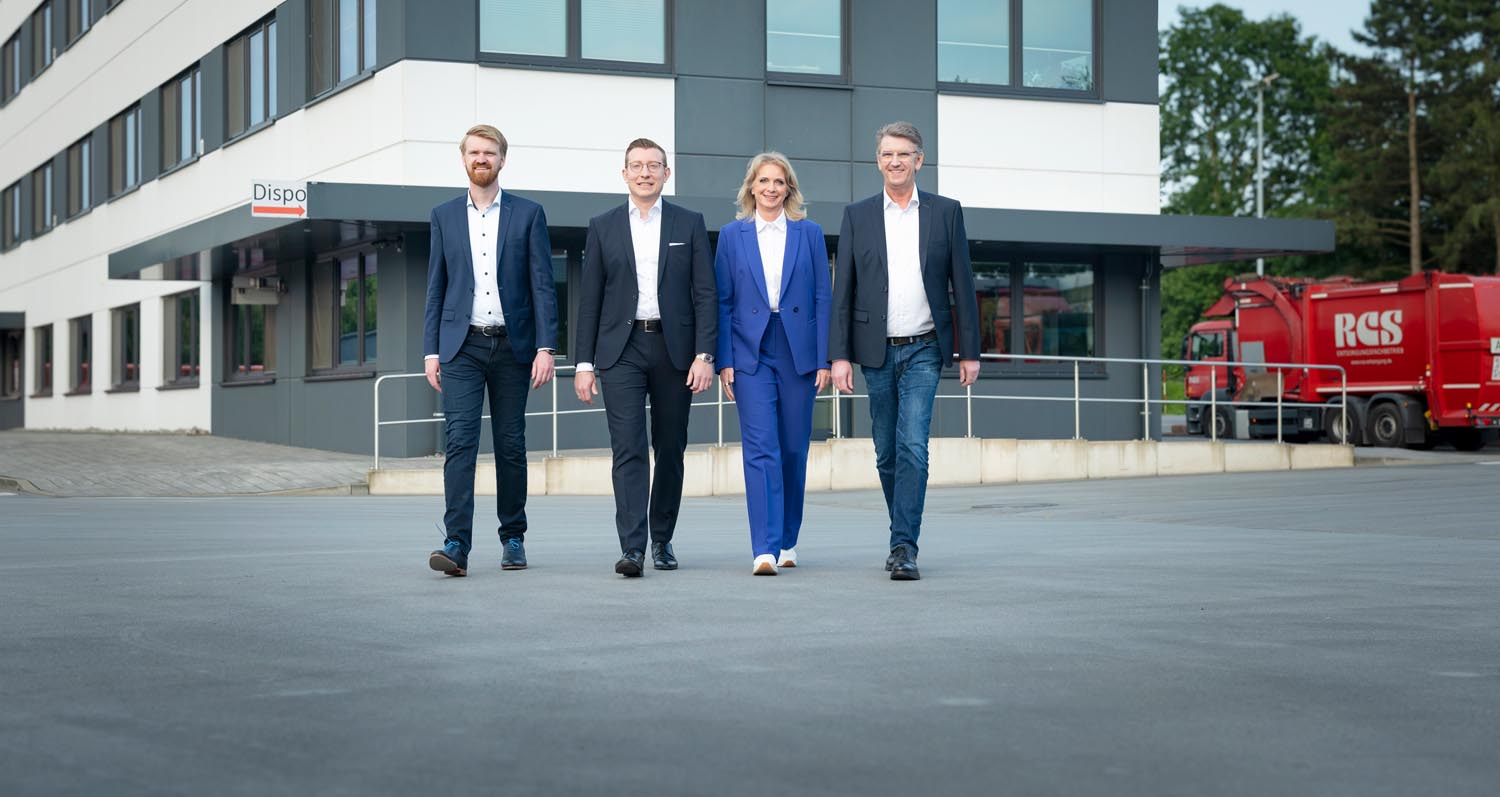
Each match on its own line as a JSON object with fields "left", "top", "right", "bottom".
{"left": 889, "top": 545, "right": 920, "bottom": 581}
{"left": 615, "top": 550, "right": 645, "bottom": 577}
{"left": 501, "top": 538, "right": 528, "bottom": 570}
{"left": 885, "top": 551, "right": 896, "bottom": 571}
{"left": 651, "top": 541, "right": 677, "bottom": 570}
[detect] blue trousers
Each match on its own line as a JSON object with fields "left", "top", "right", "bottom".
{"left": 735, "top": 317, "right": 817, "bottom": 558}
{"left": 861, "top": 338, "right": 941, "bottom": 554}
{"left": 440, "top": 330, "right": 532, "bottom": 564}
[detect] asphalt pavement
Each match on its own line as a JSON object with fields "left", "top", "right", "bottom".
{"left": 2, "top": 463, "right": 1497, "bottom": 796}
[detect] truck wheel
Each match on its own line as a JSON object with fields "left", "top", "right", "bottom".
{"left": 1208, "top": 408, "right": 1231, "bottom": 440}
{"left": 1367, "top": 403, "right": 1404, "bottom": 448}
{"left": 1325, "top": 405, "right": 1359, "bottom": 445}
{"left": 1448, "top": 429, "right": 1488, "bottom": 452}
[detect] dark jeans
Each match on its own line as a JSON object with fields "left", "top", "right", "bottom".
{"left": 440, "top": 330, "right": 532, "bottom": 562}
{"left": 599, "top": 327, "right": 693, "bottom": 555}
{"left": 861, "top": 338, "right": 941, "bottom": 554}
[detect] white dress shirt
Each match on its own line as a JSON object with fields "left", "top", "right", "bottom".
{"left": 755, "top": 210, "right": 787, "bottom": 312}
{"left": 468, "top": 189, "right": 505, "bottom": 328}
{"left": 883, "top": 188, "right": 934, "bottom": 337}
{"left": 577, "top": 197, "right": 664, "bottom": 374}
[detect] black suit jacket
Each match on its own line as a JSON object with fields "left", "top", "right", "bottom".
{"left": 829, "top": 191, "right": 981, "bottom": 368}
{"left": 575, "top": 200, "right": 716, "bottom": 371}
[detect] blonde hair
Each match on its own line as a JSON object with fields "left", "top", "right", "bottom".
{"left": 734, "top": 152, "right": 806, "bottom": 221}
{"left": 459, "top": 124, "right": 508, "bottom": 157}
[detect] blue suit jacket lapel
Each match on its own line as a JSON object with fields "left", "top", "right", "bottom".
{"left": 453, "top": 198, "right": 475, "bottom": 292}
{"left": 656, "top": 202, "right": 673, "bottom": 287}
{"left": 780, "top": 218, "right": 802, "bottom": 302}
{"left": 495, "top": 191, "right": 515, "bottom": 272}
{"left": 918, "top": 192, "right": 933, "bottom": 277}
{"left": 740, "top": 219, "right": 770, "bottom": 307}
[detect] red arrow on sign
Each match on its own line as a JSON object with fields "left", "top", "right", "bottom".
{"left": 251, "top": 205, "right": 306, "bottom": 216}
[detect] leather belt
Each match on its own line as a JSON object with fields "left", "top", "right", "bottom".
{"left": 887, "top": 330, "right": 937, "bottom": 346}
{"left": 631, "top": 319, "right": 663, "bottom": 332}
{"left": 469, "top": 324, "right": 508, "bottom": 337}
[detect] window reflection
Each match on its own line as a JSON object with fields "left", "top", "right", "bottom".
{"left": 1022, "top": 0, "right": 1094, "bottom": 91}
{"left": 767, "top": 0, "right": 841, "bottom": 76}
{"left": 938, "top": 0, "right": 1010, "bottom": 85}
{"left": 1021, "top": 262, "right": 1093, "bottom": 357}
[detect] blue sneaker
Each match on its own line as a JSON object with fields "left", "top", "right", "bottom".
{"left": 429, "top": 540, "right": 467, "bottom": 577}
{"left": 501, "top": 537, "right": 527, "bottom": 570}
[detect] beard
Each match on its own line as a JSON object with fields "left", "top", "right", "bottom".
{"left": 467, "top": 162, "right": 498, "bottom": 188}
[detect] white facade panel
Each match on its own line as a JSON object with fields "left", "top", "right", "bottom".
{"left": 936, "top": 95, "right": 1160, "bottom": 214}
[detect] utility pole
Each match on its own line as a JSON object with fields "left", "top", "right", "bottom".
{"left": 1250, "top": 72, "right": 1279, "bottom": 276}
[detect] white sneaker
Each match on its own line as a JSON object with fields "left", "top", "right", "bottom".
{"left": 752, "top": 554, "right": 778, "bottom": 575}
{"left": 777, "top": 548, "right": 797, "bottom": 568}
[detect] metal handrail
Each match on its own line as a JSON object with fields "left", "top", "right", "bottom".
{"left": 373, "top": 353, "right": 1348, "bottom": 468}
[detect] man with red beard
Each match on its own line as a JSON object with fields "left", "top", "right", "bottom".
{"left": 423, "top": 124, "right": 559, "bottom": 578}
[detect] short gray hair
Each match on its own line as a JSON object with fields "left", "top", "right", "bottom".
{"left": 874, "top": 121, "right": 923, "bottom": 154}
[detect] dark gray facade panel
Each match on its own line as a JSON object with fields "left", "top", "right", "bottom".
{"left": 109, "top": 209, "right": 295, "bottom": 278}
{"left": 0, "top": 397, "right": 21, "bottom": 430}
{"left": 17, "top": 170, "right": 32, "bottom": 246}
{"left": 674, "top": 0, "right": 763, "bottom": 79}
{"left": 90, "top": 0, "right": 106, "bottom": 25}
{"left": 765, "top": 85, "right": 851, "bottom": 162}
{"left": 675, "top": 77, "right": 765, "bottom": 157}
{"left": 402, "top": 0, "right": 475, "bottom": 63}
{"left": 51, "top": 151, "right": 66, "bottom": 229}
{"left": 1101, "top": 0, "right": 1159, "bottom": 104}
{"left": 786, "top": 158, "right": 851, "bottom": 206}
{"left": 375, "top": 0, "right": 404, "bottom": 68}
{"left": 17, "top": 18, "right": 32, "bottom": 85}
{"left": 140, "top": 89, "right": 162, "bottom": 183}
{"left": 963, "top": 207, "right": 1334, "bottom": 254}
{"left": 90, "top": 125, "right": 108, "bottom": 212}
{"left": 276, "top": 0, "right": 309, "bottom": 114}
{"left": 852, "top": 161, "right": 935, "bottom": 199}
{"left": 849, "top": 0, "right": 936, "bottom": 90}
{"left": 673, "top": 155, "right": 753, "bottom": 218}
{"left": 851, "top": 87, "right": 938, "bottom": 165}
{"left": 199, "top": 46, "right": 226, "bottom": 154}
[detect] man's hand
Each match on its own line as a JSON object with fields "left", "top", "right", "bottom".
{"left": 425, "top": 358, "right": 442, "bottom": 392}
{"left": 531, "top": 350, "right": 555, "bottom": 390}
{"left": 831, "top": 359, "right": 854, "bottom": 394}
{"left": 814, "top": 368, "right": 831, "bottom": 393}
{"left": 574, "top": 371, "right": 599, "bottom": 404}
{"left": 686, "top": 359, "right": 714, "bottom": 394}
{"left": 959, "top": 359, "right": 981, "bottom": 387}
{"left": 719, "top": 367, "right": 735, "bottom": 402}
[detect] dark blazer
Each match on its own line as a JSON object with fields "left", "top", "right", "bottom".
{"left": 575, "top": 201, "right": 716, "bottom": 371}
{"left": 423, "top": 191, "right": 559, "bottom": 363}
{"left": 829, "top": 191, "right": 981, "bottom": 368}
{"left": 714, "top": 216, "right": 830, "bottom": 376}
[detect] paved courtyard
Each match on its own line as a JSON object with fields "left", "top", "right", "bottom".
{"left": 2, "top": 464, "right": 1497, "bottom": 795}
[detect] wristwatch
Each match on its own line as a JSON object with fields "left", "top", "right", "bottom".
{"left": 696, "top": 352, "right": 715, "bottom": 364}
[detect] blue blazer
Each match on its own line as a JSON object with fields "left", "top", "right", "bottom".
{"left": 714, "top": 216, "right": 831, "bottom": 376}
{"left": 423, "top": 191, "right": 559, "bottom": 364}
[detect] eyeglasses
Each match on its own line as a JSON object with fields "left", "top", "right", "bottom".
{"left": 626, "top": 161, "right": 666, "bottom": 175}
{"left": 877, "top": 150, "right": 920, "bottom": 163}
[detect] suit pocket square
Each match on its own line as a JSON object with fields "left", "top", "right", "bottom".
{"left": 668, "top": 242, "right": 687, "bottom": 246}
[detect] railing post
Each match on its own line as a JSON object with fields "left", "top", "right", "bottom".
{"left": 1276, "top": 370, "right": 1284, "bottom": 444}
{"left": 1073, "top": 360, "right": 1081, "bottom": 440}
{"left": 1341, "top": 369, "right": 1349, "bottom": 447}
{"left": 717, "top": 377, "right": 724, "bottom": 447}
{"left": 1210, "top": 364, "right": 1218, "bottom": 442}
{"left": 965, "top": 381, "right": 973, "bottom": 439}
{"left": 551, "top": 371, "right": 559, "bottom": 458}
{"left": 373, "top": 376, "right": 382, "bottom": 471}
{"left": 1142, "top": 361, "right": 1150, "bottom": 441}
{"left": 833, "top": 385, "right": 843, "bottom": 439}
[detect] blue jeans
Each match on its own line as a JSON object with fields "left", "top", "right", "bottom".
{"left": 861, "top": 339, "right": 941, "bottom": 554}
{"left": 440, "top": 330, "right": 533, "bottom": 564}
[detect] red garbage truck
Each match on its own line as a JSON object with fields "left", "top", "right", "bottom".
{"left": 1183, "top": 271, "right": 1500, "bottom": 449}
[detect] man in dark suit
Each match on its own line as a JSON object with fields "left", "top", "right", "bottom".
{"left": 424, "top": 124, "right": 559, "bottom": 578}
{"left": 829, "top": 121, "right": 981, "bottom": 581}
{"left": 573, "top": 137, "right": 716, "bottom": 577}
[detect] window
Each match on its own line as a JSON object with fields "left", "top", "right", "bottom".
{"left": 938, "top": 0, "right": 1095, "bottom": 94}
{"left": 163, "top": 289, "right": 200, "bottom": 386}
{"left": 66, "top": 0, "right": 91, "bottom": 44}
{"left": 311, "top": 251, "right": 378, "bottom": 370}
{"left": 973, "top": 259, "right": 1096, "bottom": 361}
{"left": 766, "top": 0, "right": 842, "bottom": 78}
{"left": 66, "top": 136, "right": 91, "bottom": 217}
{"left": 69, "top": 314, "right": 91, "bottom": 393}
{"left": 161, "top": 67, "right": 202, "bottom": 169}
{"left": 1189, "top": 331, "right": 1225, "bottom": 360}
{"left": 227, "top": 237, "right": 278, "bottom": 380}
{"left": 31, "top": 162, "right": 53, "bottom": 235}
{"left": 109, "top": 304, "right": 140, "bottom": 389}
{"left": 33, "top": 324, "right": 52, "bottom": 395}
{"left": 31, "top": 2, "right": 54, "bottom": 75}
{"left": 310, "top": 0, "right": 376, "bottom": 95}
{"left": 1, "top": 329, "right": 21, "bottom": 399}
{"left": 108, "top": 105, "right": 142, "bottom": 196}
{"left": 2, "top": 34, "right": 20, "bottom": 103}
{"left": 2, "top": 182, "right": 19, "bottom": 249}
{"left": 479, "top": 0, "right": 667, "bottom": 68}
{"left": 227, "top": 17, "right": 277, "bottom": 138}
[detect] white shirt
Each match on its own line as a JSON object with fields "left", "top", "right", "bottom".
{"left": 755, "top": 211, "right": 787, "bottom": 312}
{"left": 883, "top": 188, "right": 934, "bottom": 337}
{"left": 629, "top": 197, "right": 663, "bottom": 321}
{"left": 468, "top": 190, "right": 505, "bottom": 328}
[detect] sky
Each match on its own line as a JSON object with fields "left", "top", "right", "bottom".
{"left": 1158, "top": 0, "right": 1373, "bottom": 54}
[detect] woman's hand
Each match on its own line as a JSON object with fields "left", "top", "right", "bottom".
{"left": 814, "top": 368, "right": 831, "bottom": 393}
{"left": 719, "top": 367, "right": 735, "bottom": 402}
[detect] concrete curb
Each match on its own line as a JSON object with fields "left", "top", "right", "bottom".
{"left": 0, "top": 473, "right": 47, "bottom": 495}
{"left": 367, "top": 438, "right": 1358, "bottom": 496}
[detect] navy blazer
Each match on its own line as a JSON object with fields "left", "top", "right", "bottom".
{"left": 829, "top": 191, "right": 981, "bottom": 368}
{"left": 574, "top": 201, "right": 716, "bottom": 372}
{"left": 423, "top": 191, "right": 559, "bottom": 364}
{"left": 713, "top": 215, "right": 831, "bottom": 376}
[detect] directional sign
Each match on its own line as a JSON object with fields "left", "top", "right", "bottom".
{"left": 251, "top": 181, "right": 308, "bottom": 218}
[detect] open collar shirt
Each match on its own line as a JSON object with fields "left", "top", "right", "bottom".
{"left": 882, "top": 188, "right": 934, "bottom": 337}
{"left": 755, "top": 210, "right": 787, "bottom": 312}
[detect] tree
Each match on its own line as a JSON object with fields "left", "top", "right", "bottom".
{"left": 1429, "top": 0, "right": 1500, "bottom": 273}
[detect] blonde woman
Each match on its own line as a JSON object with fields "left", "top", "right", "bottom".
{"left": 714, "top": 153, "right": 831, "bottom": 575}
